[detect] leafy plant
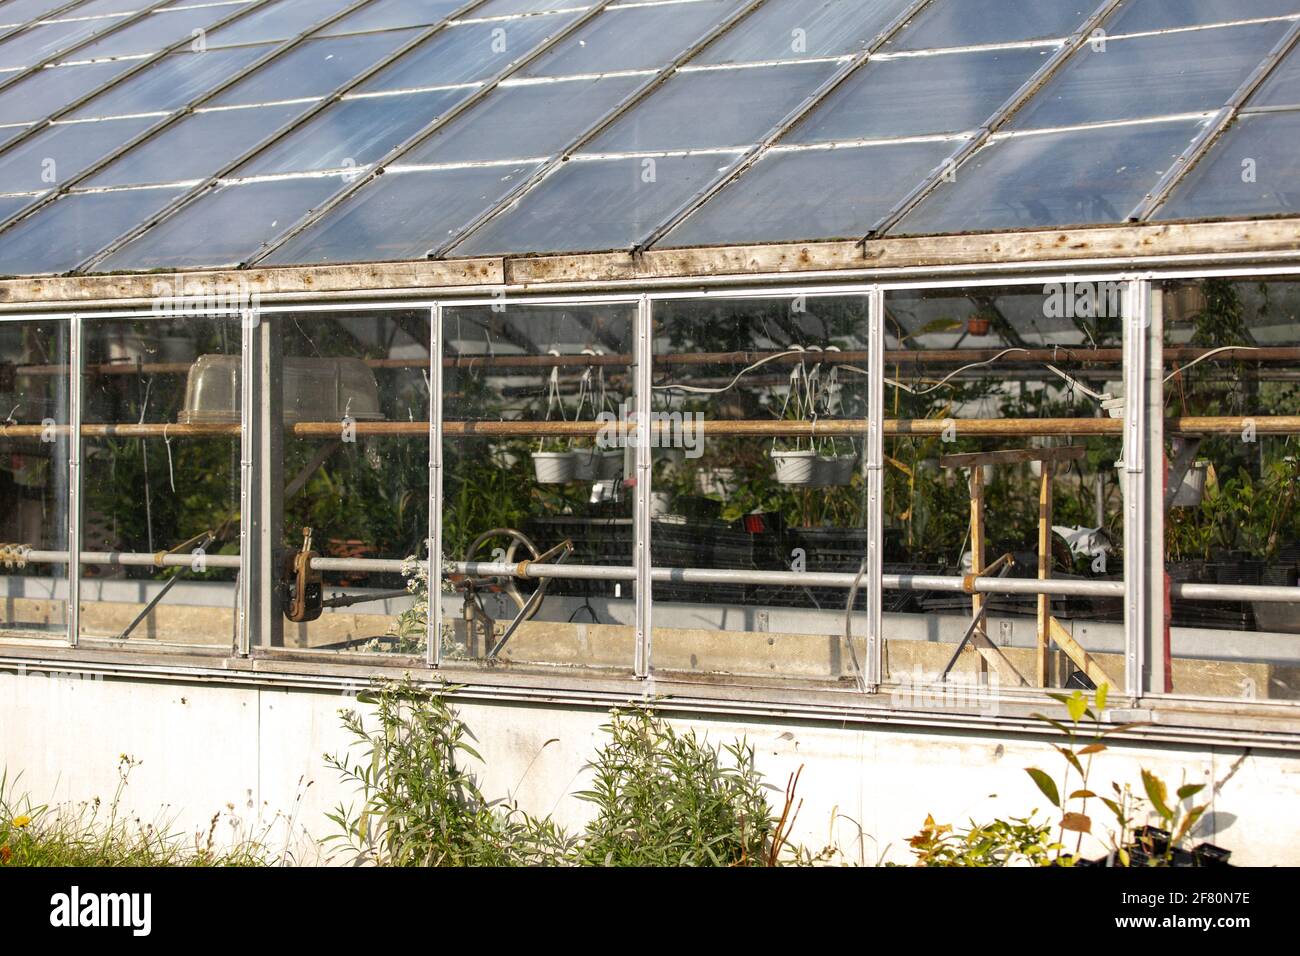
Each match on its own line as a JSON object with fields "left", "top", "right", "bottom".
{"left": 904, "top": 813, "right": 1061, "bottom": 867}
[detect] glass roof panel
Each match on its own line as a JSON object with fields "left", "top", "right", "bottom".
{"left": 0, "top": 0, "right": 84, "bottom": 25}
{"left": 474, "top": 0, "right": 588, "bottom": 16}
{"left": 236, "top": 87, "right": 473, "bottom": 175}
{"left": 317, "top": 0, "right": 463, "bottom": 36}
{"left": 0, "top": 115, "right": 155, "bottom": 192}
{"left": 0, "top": 59, "right": 134, "bottom": 124}
{"left": 697, "top": 0, "right": 914, "bottom": 65}
{"left": 453, "top": 152, "right": 735, "bottom": 254}
{"left": 70, "top": 0, "right": 170, "bottom": 16}
{"left": 85, "top": 101, "right": 306, "bottom": 186}
{"left": 0, "top": 185, "right": 184, "bottom": 274}
{"left": 69, "top": 5, "right": 242, "bottom": 61}
{"left": 93, "top": 172, "right": 351, "bottom": 269}
{"left": 518, "top": 0, "right": 742, "bottom": 77}
{"left": 663, "top": 139, "right": 959, "bottom": 246}
{"left": 893, "top": 118, "right": 1205, "bottom": 234}
{"left": 0, "top": 192, "right": 33, "bottom": 221}
{"left": 205, "top": 0, "right": 357, "bottom": 47}
{"left": 358, "top": 12, "right": 579, "bottom": 93}
{"left": 1008, "top": 21, "right": 1289, "bottom": 129}
{"left": 1154, "top": 111, "right": 1300, "bottom": 220}
{"left": 209, "top": 29, "right": 419, "bottom": 106}
{"left": 401, "top": 74, "right": 641, "bottom": 164}
{"left": 886, "top": 0, "right": 1090, "bottom": 52}
{"left": 264, "top": 162, "right": 540, "bottom": 263}
{"left": 586, "top": 61, "right": 838, "bottom": 152}
{"left": 0, "top": 16, "right": 126, "bottom": 69}
{"left": 70, "top": 44, "right": 271, "bottom": 118}
{"left": 1248, "top": 42, "right": 1300, "bottom": 107}
{"left": 787, "top": 46, "right": 1048, "bottom": 143}
{"left": 1104, "top": 0, "right": 1300, "bottom": 33}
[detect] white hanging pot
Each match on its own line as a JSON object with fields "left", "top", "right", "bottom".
{"left": 772, "top": 449, "right": 817, "bottom": 485}
{"left": 532, "top": 451, "right": 576, "bottom": 484}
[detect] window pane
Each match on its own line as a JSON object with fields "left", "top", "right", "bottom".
{"left": 209, "top": 30, "right": 420, "bottom": 107}
{"left": 0, "top": 318, "right": 70, "bottom": 642}
{"left": 85, "top": 102, "right": 308, "bottom": 187}
{"left": 78, "top": 313, "right": 243, "bottom": 649}
{"left": 264, "top": 162, "right": 540, "bottom": 263}
{"left": 697, "top": 0, "right": 914, "bottom": 65}
{"left": 1105, "top": 0, "right": 1300, "bottom": 33}
{"left": 0, "top": 60, "right": 136, "bottom": 125}
{"left": 880, "top": 285, "right": 1129, "bottom": 701}
{"left": 205, "top": 0, "right": 356, "bottom": 47}
{"left": 439, "top": 302, "right": 637, "bottom": 673}
{"left": 318, "top": 0, "right": 463, "bottom": 36}
{"left": 0, "top": 17, "right": 125, "bottom": 69}
{"left": 1155, "top": 112, "right": 1300, "bottom": 220}
{"left": 70, "top": 46, "right": 274, "bottom": 120}
{"left": 69, "top": 5, "right": 241, "bottom": 61}
{"left": 452, "top": 153, "right": 736, "bottom": 255}
{"left": 0, "top": 186, "right": 184, "bottom": 274}
{"left": 256, "top": 309, "right": 431, "bottom": 658}
{"left": 1008, "top": 21, "right": 1289, "bottom": 130}
{"left": 587, "top": 61, "right": 838, "bottom": 153}
{"left": 474, "top": 0, "right": 587, "bottom": 16}
{"left": 93, "top": 173, "right": 351, "bottom": 270}
{"left": 1158, "top": 277, "right": 1300, "bottom": 701}
{"left": 0, "top": 0, "right": 85, "bottom": 25}
{"left": 893, "top": 119, "right": 1204, "bottom": 234}
{"left": 647, "top": 295, "right": 871, "bottom": 685}
{"left": 359, "top": 13, "right": 580, "bottom": 93}
{"left": 1248, "top": 43, "right": 1300, "bottom": 108}
{"left": 519, "top": 0, "right": 742, "bottom": 77}
{"left": 402, "top": 75, "right": 641, "bottom": 164}
{"left": 236, "top": 88, "right": 472, "bottom": 176}
{"left": 664, "top": 139, "right": 958, "bottom": 246}
{"left": 788, "top": 47, "right": 1048, "bottom": 144}
{"left": 0, "top": 116, "right": 156, "bottom": 193}
{"left": 887, "top": 0, "right": 1090, "bottom": 52}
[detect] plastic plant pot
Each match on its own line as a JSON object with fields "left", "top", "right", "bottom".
{"left": 1171, "top": 460, "right": 1209, "bottom": 507}
{"left": 815, "top": 454, "right": 858, "bottom": 486}
{"left": 532, "top": 451, "right": 576, "bottom": 484}
{"left": 572, "top": 448, "right": 622, "bottom": 481}
{"left": 966, "top": 314, "right": 992, "bottom": 336}
{"left": 771, "top": 449, "right": 817, "bottom": 484}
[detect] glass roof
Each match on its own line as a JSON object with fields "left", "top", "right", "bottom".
{"left": 0, "top": 0, "right": 1295, "bottom": 276}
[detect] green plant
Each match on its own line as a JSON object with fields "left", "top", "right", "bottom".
{"left": 574, "top": 708, "right": 776, "bottom": 866}
{"left": 1134, "top": 769, "right": 1210, "bottom": 866}
{"left": 904, "top": 814, "right": 1062, "bottom": 867}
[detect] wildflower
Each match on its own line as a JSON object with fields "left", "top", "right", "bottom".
{"left": 11, "top": 815, "right": 31, "bottom": 829}
{"left": 0, "top": 845, "right": 10, "bottom": 863}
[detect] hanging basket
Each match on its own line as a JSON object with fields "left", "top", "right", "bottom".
{"left": 572, "top": 447, "right": 622, "bottom": 481}
{"left": 1171, "top": 460, "right": 1209, "bottom": 507}
{"left": 815, "top": 453, "right": 858, "bottom": 486}
{"left": 772, "top": 449, "right": 818, "bottom": 484}
{"left": 532, "top": 451, "right": 576, "bottom": 484}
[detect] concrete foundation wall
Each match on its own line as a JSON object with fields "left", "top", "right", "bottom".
{"left": 2, "top": 667, "right": 1298, "bottom": 866}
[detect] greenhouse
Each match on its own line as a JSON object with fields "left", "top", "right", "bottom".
{"left": 1, "top": 0, "right": 1300, "bottom": 866}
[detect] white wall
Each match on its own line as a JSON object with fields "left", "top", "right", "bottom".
{"left": 2, "top": 668, "right": 1297, "bottom": 866}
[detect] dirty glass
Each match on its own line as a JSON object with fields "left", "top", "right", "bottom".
{"left": 887, "top": 0, "right": 1089, "bottom": 52}
{"left": 70, "top": 46, "right": 273, "bottom": 120}
{"left": 697, "top": 0, "right": 913, "bottom": 65}
{"left": 0, "top": 60, "right": 135, "bottom": 125}
{"left": 0, "top": 115, "right": 155, "bottom": 193}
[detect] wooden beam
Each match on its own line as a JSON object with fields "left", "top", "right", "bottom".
{"left": 940, "top": 446, "right": 1087, "bottom": 468}
{"left": 1048, "top": 616, "right": 1115, "bottom": 691}
{"left": 969, "top": 466, "right": 987, "bottom": 680}
{"left": 1037, "top": 465, "right": 1053, "bottom": 688}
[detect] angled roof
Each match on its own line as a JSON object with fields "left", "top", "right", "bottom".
{"left": 0, "top": 0, "right": 1297, "bottom": 279}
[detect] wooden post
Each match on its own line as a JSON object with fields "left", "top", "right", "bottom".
{"left": 1036, "top": 462, "right": 1053, "bottom": 688}
{"left": 969, "top": 466, "right": 987, "bottom": 679}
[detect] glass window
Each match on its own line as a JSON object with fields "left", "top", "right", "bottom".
{"left": 0, "top": 186, "right": 184, "bottom": 275}
{"left": 85, "top": 102, "right": 309, "bottom": 187}
{"left": 586, "top": 61, "right": 838, "bottom": 153}
{"left": 1008, "top": 21, "right": 1290, "bottom": 130}
{"left": 69, "top": 5, "right": 241, "bottom": 62}
{"left": 696, "top": 0, "right": 914, "bottom": 65}
{"left": 317, "top": 0, "right": 463, "bottom": 36}
{"left": 93, "top": 173, "right": 352, "bottom": 271}
{"left": 0, "top": 116, "right": 157, "bottom": 193}
{"left": 0, "top": 317, "right": 70, "bottom": 642}
{"left": 253, "top": 309, "right": 432, "bottom": 658}
{"left": 205, "top": 0, "right": 357, "bottom": 48}
{"left": 787, "top": 46, "right": 1049, "bottom": 144}
{"left": 892, "top": 119, "right": 1204, "bottom": 235}
{"left": 1154, "top": 111, "right": 1300, "bottom": 221}
{"left": 452, "top": 153, "right": 737, "bottom": 255}
{"left": 1158, "top": 277, "right": 1300, "bottom": 702}
{"left": 1105, "top": 0, "right": 1300, "bottom": 34}
{"left": 401, "top": 75, "right": 642, "bottom": 165}
{"left": 1247, "top": 44, "right": 1300, "bottom": 108}
{"left": 663, "top": 139, "right": 959, "bottom": 247}
{"left": 473, "top": 0, "right": 589, "bottom": 16}
{"left": 879, "top": 284, "right": 1129, "bottom": 702}
{"left": 78, "top": 313, "right": 244, "bottom": 649}
{"left": 518, "top": 0, "right": 742, "bottom": 77}
{"left": 358, "top": 13, "right": 581, "bottom": 93}
{"left": 0, "top": 0, "right": 86, "bottom": 25}
{"left": 70, "top": 46, "right": 274, "bottom": 120}
{"left": 647, "top": 295, "right": 871, "bottom": 684}
{"left": 264, "top": 162, "right": 540, "bottom": 264}
{"left": 886, "top": 0, "right": 1090, "bottom": 52}
{"left": 439, "top": 301, "right": 637, "bottom": 673}
{"left": 209, "top": 30, "right": 420, "bottom": 107}
{"left": 0, "top": 16, "right": 125, "bottom": 70}
{"left": 235, "top": 88, "right": 473, "bottom": 176}
{"left": 0, "top": 60, "right": 136, "bottom": 126}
